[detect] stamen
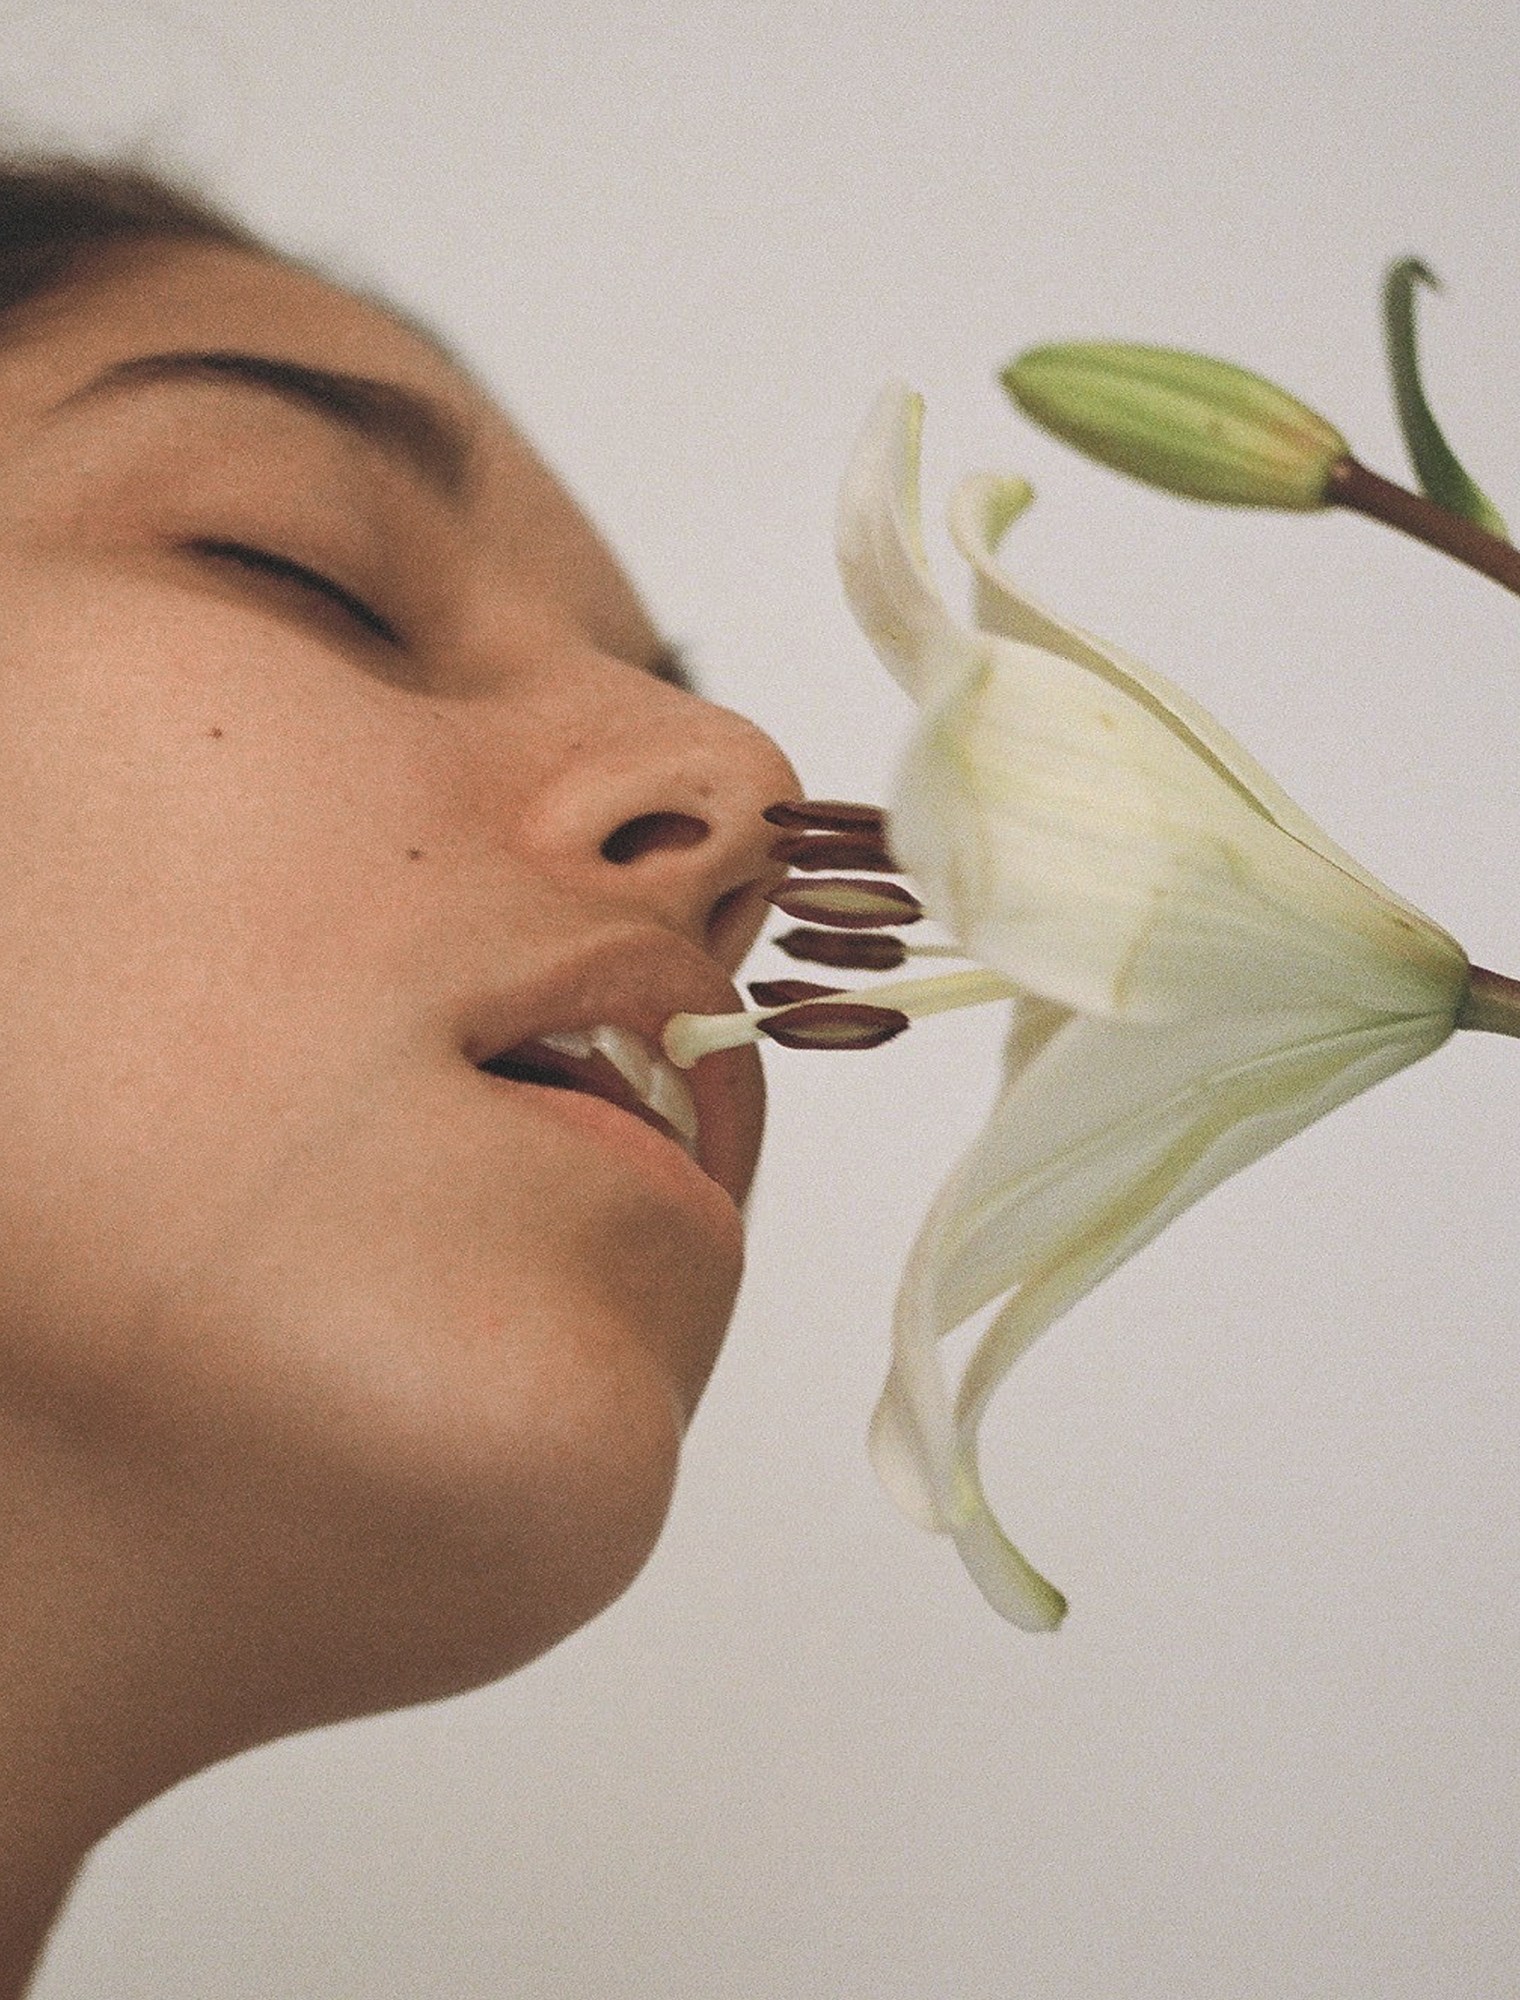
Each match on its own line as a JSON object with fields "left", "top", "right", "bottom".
{"left": 662, "top": 1010, "right": 770, "bottom": 1065}
{"left": 758, "top": 1002, "right": 910, "bottom": 1050}
{"left": 768, "top": 832, "right": 900, "bottom": 872}
{"left": 661, "top": 965, "right": 1021, "bottom": 1068}
{"left": 844, "top": 968, "right": 1020, "bottom": 1018}
{"left": 767, "top": 877, "right": 924, "bottom": 928}
{"left": 775, "top": 928, "right": 909, "bottom": 970}
{"left": 762, "top": 799, "right": 887, "bottom": 833}
{"left": 747, "top": 979, "right": 847, "bottom": 1005}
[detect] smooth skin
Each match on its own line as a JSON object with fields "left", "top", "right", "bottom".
{"left": 0, "top": 239, "right": 797, "bottom": 1991}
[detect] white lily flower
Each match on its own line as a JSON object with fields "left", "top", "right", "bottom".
{"left": 835, "top": 382, "right": 1471, "bottom": 1632}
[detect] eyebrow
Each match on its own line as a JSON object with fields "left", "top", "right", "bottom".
{"left": 60, "top": 348, "right": 474, "bottom": 504}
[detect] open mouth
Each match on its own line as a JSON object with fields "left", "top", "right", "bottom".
{"left": 476, "top": 1025, "right": 700, "bottom": 1156}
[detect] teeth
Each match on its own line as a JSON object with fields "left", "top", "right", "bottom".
{"left": 539, "top": 1024, "right": 700, "bottom": 1149}
{"left": 642, "top": 1060, "right": 700, "bottom": 1146}
{"left": 589, "top": 1025, "right": 655, "bottom": 1101}
{"left": 538, "top": 1029, "right": 594, "bottom": 1060}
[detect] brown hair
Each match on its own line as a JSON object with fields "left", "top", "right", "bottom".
{"left": 0, "top": 153, "right": 264, "bottom": 329}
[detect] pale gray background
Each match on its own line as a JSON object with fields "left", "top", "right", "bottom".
{"left": 13, "top": 2, "right": 1520, "bottom": 1994}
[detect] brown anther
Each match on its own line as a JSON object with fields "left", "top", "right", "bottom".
{"left": 768, "top": 832, "right": 900, "bottom": 873}
{"left": 767, "top": 877, "right": 923, "bottom": 929}
{"left": 747, "top": 978, "right": 847, "bottom": 1006}
{"left": 774, "top": 928, "right": 908, "bottom": 970}
{"left": 758, "top": 1001, "right": 910, "bottom": 1050}
{"left": 762, "top": 799, "right": 887, "bottom": 834}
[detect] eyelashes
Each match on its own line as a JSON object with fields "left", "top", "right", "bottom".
{"left": 184, "top": 537, "right": 403, "bottom": 648}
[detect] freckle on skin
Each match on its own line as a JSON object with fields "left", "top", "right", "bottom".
{"left": 207, "top": 727, "right": 224, "bottom": 739}
{"left": 407, "top": 848, "right": 425, "bottom": 861}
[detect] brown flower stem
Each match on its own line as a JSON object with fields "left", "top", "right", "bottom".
{"left": 1326, "top": 458, "right": 1520, "bottom": 601}
{"left": 1457, "top": 964, "right": 1520, "bottom": 1038}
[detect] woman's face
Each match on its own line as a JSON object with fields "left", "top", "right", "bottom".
{"left": 0, "top": 241, "right": 797, "bottom": 1717}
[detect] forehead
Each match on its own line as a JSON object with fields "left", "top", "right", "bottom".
{"left": 0, "top": 239, "right": 658, "bottom": 659}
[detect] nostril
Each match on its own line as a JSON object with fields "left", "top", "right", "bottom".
{"left": 601, "top": 811, "right": 709, "bottom": 865}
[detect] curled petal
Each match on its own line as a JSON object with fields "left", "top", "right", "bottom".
{"left": 836, "top": 383, "right": 978, "bottom": 706}
{"left": 871, "top": 999, "right": 1456, "bottom": 1628}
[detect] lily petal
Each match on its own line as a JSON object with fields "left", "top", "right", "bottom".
{"left": 839, "top": 382, "right": 1473, "bottom": 1629}
{"left": 948, "top": 467, "right": 1431, "bottom": 910}
{"left": 840, "top": 384, "right": 1465, "bottom": 1023}
{"left": 835, "top": 382, "right": 984, "bottom": 708}
{"left": 893, "top": 642, "right": 1461, "bottom": 1023}
{"left": 871, "top": 1000, "right": 1454, "bottom": 1629}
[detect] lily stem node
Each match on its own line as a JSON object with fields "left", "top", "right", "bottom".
{"left": 1456, "top": 964, "right": 1520, "bottom": 1039}
{"left": 1327, "top": 458, "right": 1520, "bottom": 600}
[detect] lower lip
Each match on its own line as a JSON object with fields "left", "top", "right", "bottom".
{"left": 480, "top": 1072, "right": 743, "bottom": 1244}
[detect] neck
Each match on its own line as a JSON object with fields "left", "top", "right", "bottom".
{"left": 0, "top": 1424, "right": 262, "bottom": 1998}
{"left": 0, "top": 1784, "right": 102, "bottom": 2000}
{"left": 0, "top": 1857, "right": 82, "bottom": 2000}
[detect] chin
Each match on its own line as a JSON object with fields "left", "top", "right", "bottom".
{"left": 421, "top": 1349, "right": 690, "bottom": 1691}
{"left": 114, "top": 1140, "right": 741, "bottom": 1737}
{"left": 251, "top": 1293, "right": 703, "bottom": 1721}
{"left": 188, "top": 1352, "right": 689, "bottom": 1751}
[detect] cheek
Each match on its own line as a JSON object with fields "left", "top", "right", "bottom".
{"left": 0, "top": 585, "right": 744, "bottom": 1686}
{"left": 86, "top": 1086, "right": 736, "bottom": 1696}
{"left": 0, "top": 605, "right": 413, "bottom": 1299}
{"left": 0, "top": 579, "right": 459, "bottom": 1196}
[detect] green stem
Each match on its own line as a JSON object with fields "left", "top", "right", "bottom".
{"left": 1456, "top": 965, "right": 1520, "bottom": 1038}
{"left": 1326, "top": 457, "right": 1520, "bottom": 601}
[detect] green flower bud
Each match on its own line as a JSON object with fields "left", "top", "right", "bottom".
{"left": 1001, "top": 343, "right": 1350, "bottom": 509}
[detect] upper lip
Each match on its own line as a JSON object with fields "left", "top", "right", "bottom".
{"left": 455, "top": 927, "right": 765, "bottom": 1208}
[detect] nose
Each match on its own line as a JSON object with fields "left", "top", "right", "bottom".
{"left": 523, "top": 667, "right": 800, "bottom": 968}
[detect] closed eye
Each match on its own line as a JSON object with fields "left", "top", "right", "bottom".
{"left": 184, "top": 538, "right": 402, "bottom": 647}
